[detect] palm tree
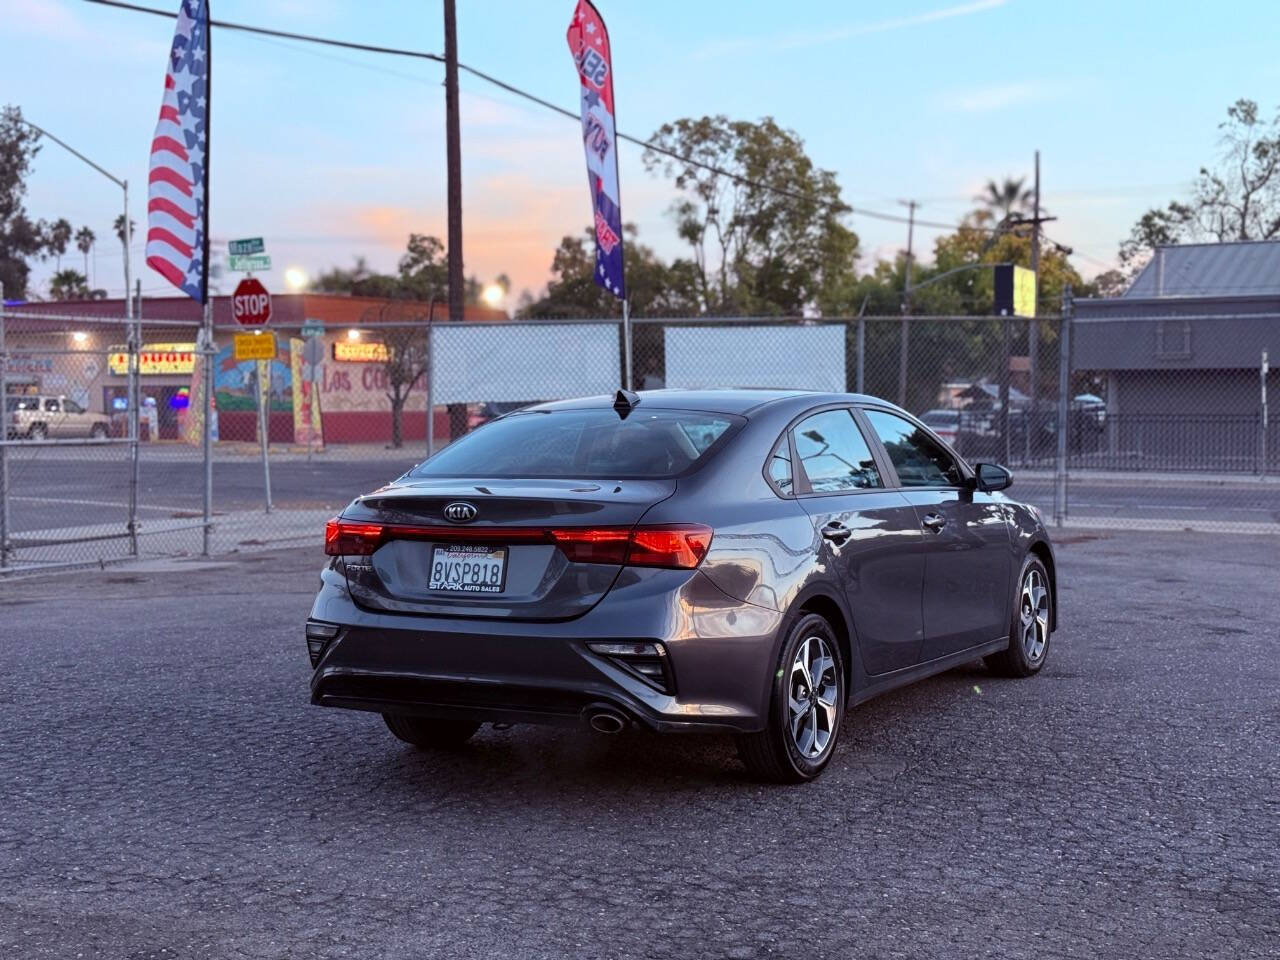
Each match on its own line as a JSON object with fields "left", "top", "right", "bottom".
{"left": 75, "top": 226, "right": 95, "bottom": 280}
{"left": 48, "top": 217, "right": 73, "bottom": 270}
{"left": 49, "top": 269, "right": 91, "bottom": 300}
{"left": 113, "top": 213, "right": 135, "bottom": 247}
{"left": 976, "top": 177, "right": 1034, "bottom": 221}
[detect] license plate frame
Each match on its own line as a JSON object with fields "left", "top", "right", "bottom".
{"left": 428, "top": 544, "right": 508, "bottom": 595}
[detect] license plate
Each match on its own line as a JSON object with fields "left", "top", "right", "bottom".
{"left": 429, "top": 545, "right": 507, "bottom": 594}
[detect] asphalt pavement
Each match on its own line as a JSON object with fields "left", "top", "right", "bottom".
{"left": 2, "top": 531, "right": 1277, "bottom": 958}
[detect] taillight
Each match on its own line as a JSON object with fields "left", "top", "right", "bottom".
{"left": 550, "top": 525, "right": 711, "bottom": 569}
{"left": 324, "top": 518, "right": 384, "bottom": 556}
{"left": 623, "top": 525, "right": 713, "bottom": 568}
{"left": 323, "top": 519, "right": 712, "bottom": 569}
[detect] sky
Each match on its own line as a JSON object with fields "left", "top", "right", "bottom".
{"left": 3, "top": 0, "right": 1279, "bottom": 306}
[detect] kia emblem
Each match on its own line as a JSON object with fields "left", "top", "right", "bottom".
{"left": 443, "top": 501, "right": 478, "bottom": 524}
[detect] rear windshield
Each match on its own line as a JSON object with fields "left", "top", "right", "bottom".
{"left": 411, "top": 408, "right": 742, "bottom": 479}
{"left": 6, "top": 397, "right": 40, "bottom": 412}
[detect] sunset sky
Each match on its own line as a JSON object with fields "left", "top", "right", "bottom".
{"left": 4, "top": 0, "right": 1278, "bottom": 305}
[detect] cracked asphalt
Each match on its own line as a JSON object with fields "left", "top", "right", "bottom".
{"left": 2, "top": 531, "right": 1277, "bottom": 959}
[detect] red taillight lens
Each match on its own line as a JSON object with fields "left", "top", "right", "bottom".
{"left": 324, "top": 519, "right": 385, "bottom": 556}
{"left": 551, "top": 524, "right": 712, "bottom": 569}
{"left": 626, "top": 524, "right": 713, "bottom": 568}
{"left": 548, "top": 527, "right": 631, "bottom": 565}
{"left": 323, "top": 519, "right": 712, "bottom": 569}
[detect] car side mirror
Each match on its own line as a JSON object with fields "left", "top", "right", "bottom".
{"left": 974, "top": 462, "right": 1013, "bottom": 492}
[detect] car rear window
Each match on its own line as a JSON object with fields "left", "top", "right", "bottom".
{"left": 411, "top": 408, "right": 742, "bottom": 479}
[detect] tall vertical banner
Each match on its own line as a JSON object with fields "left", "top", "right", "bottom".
{"left": 145, "top": 0, "right": 210, "bottom": 302}
{"left": 567, "top": 0, "right": 625, "bottom": 300}
{"left": 289, "top": 338, "right": 324, "bottom": 450}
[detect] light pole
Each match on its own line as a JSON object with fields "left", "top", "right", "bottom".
{"left": 19, "top": 120, "right": 131, "bottom": 320}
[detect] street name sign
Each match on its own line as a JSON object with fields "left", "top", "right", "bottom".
{"left": 229, "top": 254, "right": 272, "bottom": 272}
{"left": 229, "top": 237, "right": 265, "bottom": 256}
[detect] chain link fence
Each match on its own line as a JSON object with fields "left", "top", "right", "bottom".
{"left": 1, "top": 303, "right": 1275, "bottom": 572}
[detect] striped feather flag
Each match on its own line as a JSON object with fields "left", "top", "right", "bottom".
{"left": 146, "top": 0, "right": 209, "bottom": 303}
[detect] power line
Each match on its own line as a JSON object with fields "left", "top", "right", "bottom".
{"left": 80, "top": 0, "right": 1005, "bottom": 235}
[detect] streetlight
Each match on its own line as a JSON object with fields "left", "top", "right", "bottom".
{"left": 19, "top": 119, "right": 131, "bottom": 320}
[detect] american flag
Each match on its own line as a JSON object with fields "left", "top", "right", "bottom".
{"left": 146, "top": 0, "right": 209, "bottom": 303}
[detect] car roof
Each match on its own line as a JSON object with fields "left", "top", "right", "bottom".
{"left": 526, "top": 388, "right": 908, "bottom": 418}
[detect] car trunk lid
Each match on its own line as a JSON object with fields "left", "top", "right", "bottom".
{"left": 335, "top": 477, "right": 677, "bottom": 620}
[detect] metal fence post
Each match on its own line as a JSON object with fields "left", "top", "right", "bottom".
{"left": 1054, "top": 286, "right": 1073, "bottom": 527}
{"left": 200, "top": 300, "right": 214, "bottom": 556}
{"left": 855, "top": 315, "right": 865, "bottom": 395}
{"left": 127, "top": 281, "right": 141, "bottom": 555}
{"left": 425, "top": 310, "right": 435, "bottom": 458}
{"left": 622, "top": 300, "right": 634, "bottom": 392}
{"left": 0, "top": 286, "right": 9, "bottom": 568}
{"left": 1261, "top": 348, "right": 1270, "bottom": 479}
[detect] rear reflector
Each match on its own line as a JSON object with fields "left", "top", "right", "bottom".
{"left": 324, "top": 519, "right": 712, "bottom": 569}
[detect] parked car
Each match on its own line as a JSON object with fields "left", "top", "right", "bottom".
{"left": 919, "top": 408, "right": 960, "bottom": 446}
{"left": 6, "top": 395, "right": 110, "bottom": 440}
{"left": 307, "top": 389, "right": 1057, "bottom": 783}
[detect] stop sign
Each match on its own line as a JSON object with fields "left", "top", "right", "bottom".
{"left": 232, "top": 277, "right": 272, "bottom": 326}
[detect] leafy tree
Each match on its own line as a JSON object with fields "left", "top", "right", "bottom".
{"left": 642, "top": 115, "right": 858, "bottom": 314}
{"left": 975, "top": 176, "right": 1034, "bottom": 221}
{"left": 316, "top": 234, "right": 509, "bottom": 447}
{"left": 1119, "top": 98, "right": 1280, "bottom": 274}
{"left": 47, "top": 217, "right": 72, "bottom": 270}
{"left": 0, "top": 105, "right": 50, "bottom": 299}
{"left": 49, "top": 268, "right": 94, "bottom": 300}
{"left": 75, "top": 225, "right": 95, "bottom": 278}
{"left": 519, "top": 226, "right": 701, "bottom": 318}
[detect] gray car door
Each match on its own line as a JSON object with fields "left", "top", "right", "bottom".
{"left": 860, "top": 407, "right": 1012, "bottom": 661}
{"left": 790, "top": 407, "right": 926, "bottom": 676}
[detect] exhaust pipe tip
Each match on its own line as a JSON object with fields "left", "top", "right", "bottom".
{"left": 585, "top": 707, "right": 627, "bottom": 734}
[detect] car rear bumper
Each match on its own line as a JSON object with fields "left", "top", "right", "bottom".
{"left": 307, "top": 563, "right": 785, "bottom": 734}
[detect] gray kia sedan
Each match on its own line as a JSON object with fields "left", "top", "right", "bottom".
{"left": 307, "top": 389, "right": 1056, "bottom": 783}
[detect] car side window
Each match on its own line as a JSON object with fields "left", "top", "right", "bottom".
{"left": 43, "top": 398, "right": 60, "bottom": 412}
{"left": 863, "top": 409, "right": 964, "bottom": 488}
{"left": 62, "top": 399, "right": 84, "bottom": 414}
{"left": 792, "top": 409, "right": 882, "bottom": 493}
{"left": 766, "top": 436, "right": 793, "bottom": 495}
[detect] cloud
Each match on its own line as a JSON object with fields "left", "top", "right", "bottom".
{"left": 940, "top": 82, "right": 1055, "bottom": 113}
{"left": 693, "top": 0, "right": 1009, "bottom": 59}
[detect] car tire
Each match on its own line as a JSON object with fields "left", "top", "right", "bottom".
{"left": 985, "top": 554, "right": 1053, "bottom": 678}
{"left": 90, "top": 423, "right": 108, "bottom": 440}
{"left": 29, "top": 423, "right": 47, "bottom": 441}
{"left": 736, "top": 611, "right": 845, "bottom": 784}
{"left": 382, "top": 712, "right": 480, "bottom": 749}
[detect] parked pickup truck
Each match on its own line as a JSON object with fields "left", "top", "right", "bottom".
{"left": 6, "top": 395, "right": 111, "bottom": 440}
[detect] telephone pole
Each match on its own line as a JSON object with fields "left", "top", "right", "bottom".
{"left": 898, "top": 199, "right": 917, "bottom": 407}
{"left": 443, "top": 0, "right": 463, "bottom": 325}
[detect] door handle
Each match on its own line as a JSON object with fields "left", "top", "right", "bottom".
{"left": 922, "top": 513, "right": 947, "bottom": 532}
{"left": 821, "top": 521, "right": 852, "bottom": 544}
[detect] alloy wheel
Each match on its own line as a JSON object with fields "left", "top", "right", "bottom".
{"left": 1020, "top": 568, "right": 1050, "bottom": 662}
{"left": 788, "top": 635, "right": 839, "bottom": 759}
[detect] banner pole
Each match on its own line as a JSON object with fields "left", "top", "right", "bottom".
{"left": 622, "top": 299, "right": 633, "bottom": 391}
{"left": 201, "top": 302, "right": 214, "bottom": 555}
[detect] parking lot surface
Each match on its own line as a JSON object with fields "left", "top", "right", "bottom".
{"left": 2, "top": 531, "right": 1277, "bottom": 958}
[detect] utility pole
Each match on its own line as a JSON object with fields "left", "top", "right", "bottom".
{"left": 444, "top": 0, "right": 463, "bottom": 325}
{"left": 442, "top": 0, "right": 468, "bottom": 443}
{"left": 898, "top": 200, "right": 917, "bottom": 407}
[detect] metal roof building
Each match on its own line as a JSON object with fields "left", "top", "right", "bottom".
{"left": 1072, "top": 240, "right": 1277, "bottom": 472}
